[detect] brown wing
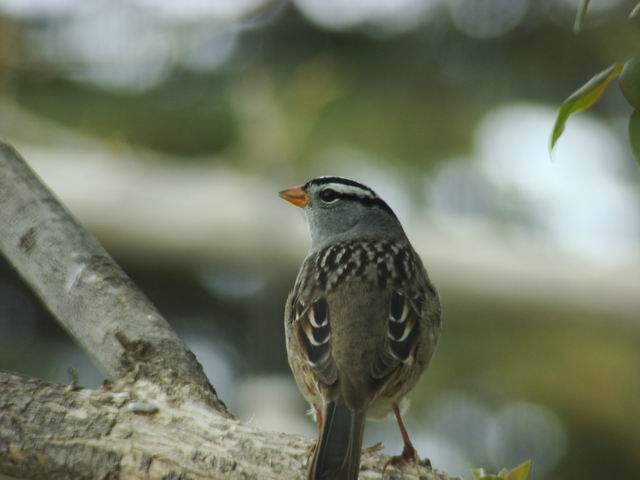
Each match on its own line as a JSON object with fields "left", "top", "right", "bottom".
{"left": 291, "top": 297, "right": 338, "bottom": 385}
{"left": 371, "top": 289, "right": 423, "bottom": 380}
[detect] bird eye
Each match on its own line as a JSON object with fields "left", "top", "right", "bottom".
{"left": 319, "top": 188, "right": 339, "bottom": 203}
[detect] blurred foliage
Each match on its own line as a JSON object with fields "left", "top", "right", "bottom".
{"left": 620, "top": 57, "right": 640, "bottom": 107}
{"left": 13, "top": 75, "right": 236, "bottom": 157}
{"left": 408, "top": 289, "right": 640, "bottom": 479}
{"left": 4, "top": 6, "right": 640, "bottom": 173}
{"left": 553, "top": 3, "right": 640, "bottom": 164}
{"left": 471, "top": 459, "right": 531, "bottom": 480}
{"left": 573, "top": 0, "right": 591, "bottom": 34}
{"left": 629, "top": 108, "right": 640, "bottom": 160}
{"left": 551, "top": 59, "right": 640, "bottom": 165}
{"left": 550, "top": 63, "right": 623, "bottom": 152}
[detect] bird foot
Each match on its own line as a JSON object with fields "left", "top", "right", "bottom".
{"left": 383, "top": 443, "right": 431, "bottom": 476}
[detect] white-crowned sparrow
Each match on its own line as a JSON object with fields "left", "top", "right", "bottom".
{"left": 280, "top": 176, "right": 441, "bottom": 480}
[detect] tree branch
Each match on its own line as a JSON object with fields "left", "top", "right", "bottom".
{"left": 0, "top": 142, "right": 226, "bottom": 414}
{"left": 0, "top": 372, "right": 451, "bottom": 480}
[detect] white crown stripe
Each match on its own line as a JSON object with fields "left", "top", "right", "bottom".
{"left": 322, "top": 182, "right": 377, "bottom": 199}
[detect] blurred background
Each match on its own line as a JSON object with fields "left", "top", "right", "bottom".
{"left": 1, "top": 0, "right": 639, "bottom": 478}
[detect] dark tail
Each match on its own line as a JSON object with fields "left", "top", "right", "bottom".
{"left": 309, "top": 400, "right": 366, "bottom": 480}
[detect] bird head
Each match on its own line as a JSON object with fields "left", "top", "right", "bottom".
{"left": 279, "top": 176, "right": 405, "bottom": 250}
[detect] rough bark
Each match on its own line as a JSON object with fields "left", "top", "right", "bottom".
{"left": 0, "top": 142, "right": 226, "bottom": 414}
{"left": 0, "top": 372, "right": 452, "bottom": 480}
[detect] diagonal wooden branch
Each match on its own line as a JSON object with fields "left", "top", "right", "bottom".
{"left": 0, "top": 141, "right": 227, "bottom": 414}
{"left": 0, "top": 372, "right": 451, "bottom": 480}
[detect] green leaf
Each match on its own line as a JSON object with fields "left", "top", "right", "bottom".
{"left": 504, "top": 459, "right": 533, "bottom": 480}
{"left": 630, "top": 2, "right": 640, "bottom": 18}
{"left": 550, "top": 63, "right": 624, "bottom": 153}
{"left": 471, "top": 468, "right": 487, "bottom": 480}
{"left": 471, "top": 468, "right": 500, "bottom": 480}
{"left": 574, "top": 0, "right": 590, "bottom": 33}
{"left": 629, "top": 109, "right": 640, "bottom": 167}
{"left": 620, "top": 57, "right": 640, "bottom": 109}
{"left": 471, "top": 461, "right": 533, "bottom": 480}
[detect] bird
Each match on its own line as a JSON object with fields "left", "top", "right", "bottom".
{"left": 279, "top": 176, "right": 441, "bottom": 480}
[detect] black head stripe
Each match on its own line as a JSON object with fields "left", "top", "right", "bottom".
{"left": 303, "top": 176, "right": 396, "bottom": 218}
{"left": 304, "top": 176, "right": 377, "bottom": 196}
{"left": 335, "top": 192, "right": 397, "bottom": 218}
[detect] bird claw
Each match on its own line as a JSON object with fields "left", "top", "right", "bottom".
{"left": 382, "top": 444, "right": 430, "bottom": 476}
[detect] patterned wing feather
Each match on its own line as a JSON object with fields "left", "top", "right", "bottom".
{"left": 372, "top": 290, "right": 424, "bottom": 380}
{"left": 292, "top": 297, "right": 337, "bottom": 385}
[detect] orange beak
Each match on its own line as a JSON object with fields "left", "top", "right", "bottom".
{"left": 279, "top": 185, "right": 309, "bottom": 208}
